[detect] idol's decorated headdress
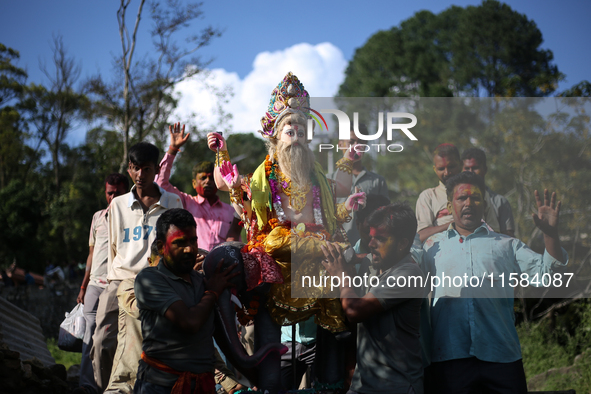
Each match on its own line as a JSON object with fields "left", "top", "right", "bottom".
{"left": 260, "top": 72, "right": 310, "bottom": 139}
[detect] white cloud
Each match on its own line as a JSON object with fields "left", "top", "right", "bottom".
{"left": 174, "top": 42, "right": 347, "bottom": 135}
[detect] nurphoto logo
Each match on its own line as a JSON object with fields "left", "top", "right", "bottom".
{"left": 306, "top": 109, "right": 418, "bottom": 153}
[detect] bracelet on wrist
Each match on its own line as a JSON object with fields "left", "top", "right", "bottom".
{"left": 335, "top": 157, "right": 354, "bottom": 174}
{"left": 169, "top": 145, "right": 180, "bottom": 154}
{"left": 80, "top": 286, "right": 87, "bottom": 290}
{"left": 204, "top": 290, "right": 219, "bottom": 302}
{"left": 215, "top": 150, "right": 231, "bottom": 167}
{"left": 229, "top": 187, "right": 242, "bottom": 205}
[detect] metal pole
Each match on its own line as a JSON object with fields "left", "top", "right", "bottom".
{"left": 292, "top": 323, "right": 297, "bottom": 390}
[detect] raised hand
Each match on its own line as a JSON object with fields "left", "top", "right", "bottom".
{"left": 205, "top": 258, "right": 239, "bottom": 296}
{"left": 169, "top": 122, "right": 190, "bottom": 151}
{"left": 344, "top": 144, "right": 364, "bottom": 162}
{"left": 207, "top": 132, "right": 227, "bottom": 152}
{"left": 532, "top": 189, "right": 561, "bottom": 237}
{"left": 220, "top": 161, "right": 241, "bottom": 189}
{"left": 345, "top": 188, "right": 366, "bottom": 212}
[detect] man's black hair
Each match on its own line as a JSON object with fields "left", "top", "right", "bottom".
{"left": 156, "top": 208, "right": 196, "bottom": 242}
{"left": 105, "top": 173, "right": 129, "bottom": 190}
{"left": 357, "top": 194, "right": 391, "bottom": 225}
{"left": 367, "top": 202, "right": 417, "bottom": 253}
{"left": 351, "top": 122, "right": 368, "bottom": 135}
{"left": 192, "top": 161, "right": 215, "bottom": 179}
{"left": 128, "top": 142, "right": 160, "bottom": 168}
{"left": 433, "top": 143, "right": 460, "bottom": 161}
{"left": 445, "top": 171, "right": 486, "bottom": 202}
{"left": 150, "top": 239, "right": 160, "bottom": 258}
{"left": 461, "top": 147, "right": 487, "bottom": 168}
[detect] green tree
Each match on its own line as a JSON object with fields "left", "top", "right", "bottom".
{"left": 339, "top": 1, "right": 562, "bottom": 98}
{"left": 0, "top": 43, "right": 27, "bottom": 106}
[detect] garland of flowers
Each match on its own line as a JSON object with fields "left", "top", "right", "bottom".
{"left": 234, "top": 295, "right": 260, "bottom": 326}
{"left": 265, "top": 155, "right": 323, "bottom": 226}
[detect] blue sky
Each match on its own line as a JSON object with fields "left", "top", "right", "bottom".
{"left": 1, "top": 0, "right": 590, "bottom": 141}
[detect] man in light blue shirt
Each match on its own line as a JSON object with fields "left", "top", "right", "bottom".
{"left": 418, "top": 171, "right": 567, "bottom": 393}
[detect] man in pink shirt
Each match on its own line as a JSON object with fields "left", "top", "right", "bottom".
{"left": 156, "top": 123, "right": 241, "bottom": 252}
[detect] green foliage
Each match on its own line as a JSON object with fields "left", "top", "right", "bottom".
{"left": 339, "top": 0, "right": 562, "bottom": 98}
{"left": 519, "top": 301, "right": 591, "bottom": 392}
{"left": 518, "top": 321, "right": 572, "bottom": 377}
{"left": 0, "top": 179, "right": 44, "bottom": 267}
{"left": 46, "top": 338, "right": 81, "bottom": 370}
{"left": 0, "top": 43, "right": 27, "bottom": 105}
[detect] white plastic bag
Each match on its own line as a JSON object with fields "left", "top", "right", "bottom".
{"left": 57, "top": 303, "right": 86, "bottom": 352}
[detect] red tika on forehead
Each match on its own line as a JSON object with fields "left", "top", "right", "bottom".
{"left": 454, "top": 184, "right": 483, "bottom": 197}
{"left": 163, "top": 228, "right": 193, "bottom": 256}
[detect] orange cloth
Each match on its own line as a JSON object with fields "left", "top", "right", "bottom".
{"left": 140, "top": 352, "right": 215, "bottom": 394}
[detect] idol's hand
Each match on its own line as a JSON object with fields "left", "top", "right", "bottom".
{"left": 345, "top": 188, "right": 366, "bottom": 212}
{"left": 344, "top": 143, "right": 364, "bottom": 162}
{"left": 220, "top": 161, "right": 241, "bottom": 189}
{"left": 207, "top": 132, "right": 227, "bottom": 152}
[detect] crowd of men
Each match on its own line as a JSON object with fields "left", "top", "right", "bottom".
{"left": 73, "top": 121, "right": 568, "bottom": 394}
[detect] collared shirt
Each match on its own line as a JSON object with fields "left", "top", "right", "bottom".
{"left": 327, "top": 167, "right": 389, "bottom": 244}
{"left": 351, "top": 254, "right": 425, "bottom": 394}
{"left": 135, "top": 261, "right": 213, "bottom": 387}
{"left": 107, "top": 185, "right": 183, "bottom": 281}
{"left": 416, "top": 223, "right": 568, "bottom": 363}
{"left": 416, "top": 181, "right": 452, "bottom": 232}
{"left": 485, "top": 186, "right": 515, "bottom": 234}
{"left": 156, "top": 153, "right": 236, "bottom": 252}
{"left": 88, "top": 209, "right": 109, "bottom": 288}
{"left": 416, "top": 182, "right": 514, "bottom": 234}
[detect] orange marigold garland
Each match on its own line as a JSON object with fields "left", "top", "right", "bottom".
{"left": 235, "top": 295, "right": 260, "bottom": 326}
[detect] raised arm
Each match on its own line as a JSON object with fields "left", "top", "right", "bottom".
{"left": 207, "top": 132, "right": 231, "bottom": 192}
{"left": 332, "top": 149, "right": 363, "bottom": 197}
{"left": 321, "top": 242, "right": 384, "bottom": 323}
{"left": 164, "top": 260, "right": 239, "bottom": 334}
{"left": 533, "top": 189, "right": 564, "bottom": 263}
{"left": 155, "top": 122, "right": 193, "bottom": 200}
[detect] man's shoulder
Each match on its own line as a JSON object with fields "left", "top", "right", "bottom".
{"left": 417, "top": 186, "right": 439, "bottom": 203}
{"left": 386, "top": 260, "right": 423, "bottom": 277}
{"left": 424, "top": 231, "right": 448, "bottom": 249}
{"left": 487, "top": 188, "right": 511, "bottom": 206}
{"left": 159, "top": 188, "right": 183, "bottom": 208}
{"left": 92, "top": 208, "right": 107, "bottom": 221}
{"left": 110, "top": 192, "right": 133, "bottom": 212}
{"left": 135, "top": 266, "right": 162, "bottom": 285}
{"left": 361, "top": 169, "right": 386, "bottom": 182}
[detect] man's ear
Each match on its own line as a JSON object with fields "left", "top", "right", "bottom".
{"left": 398, "top": 238, "right": 410, "bottom": 253}
{"left": 157, "top": 240, "right": 165, "bottom": 256}
{"left": 447, "top": 200, "right": 453, "bottom": 213}
{"left": 433, "top": 165, "right": 437, "bottom": 175}
{"left": 192, "top": 178, "right": 197, "bottom": 190}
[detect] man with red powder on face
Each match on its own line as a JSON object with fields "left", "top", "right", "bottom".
{"left": 156, "top": 123, "right": 241, "bottom": 252}
{"left": 321, "top": 203, "right": 425, "bottom": 394}
{"left": 133, "top": 208, "right": 239, "bottom": 394}
{"left": 416, "top": 171, "right": 568, "bottom": 393}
